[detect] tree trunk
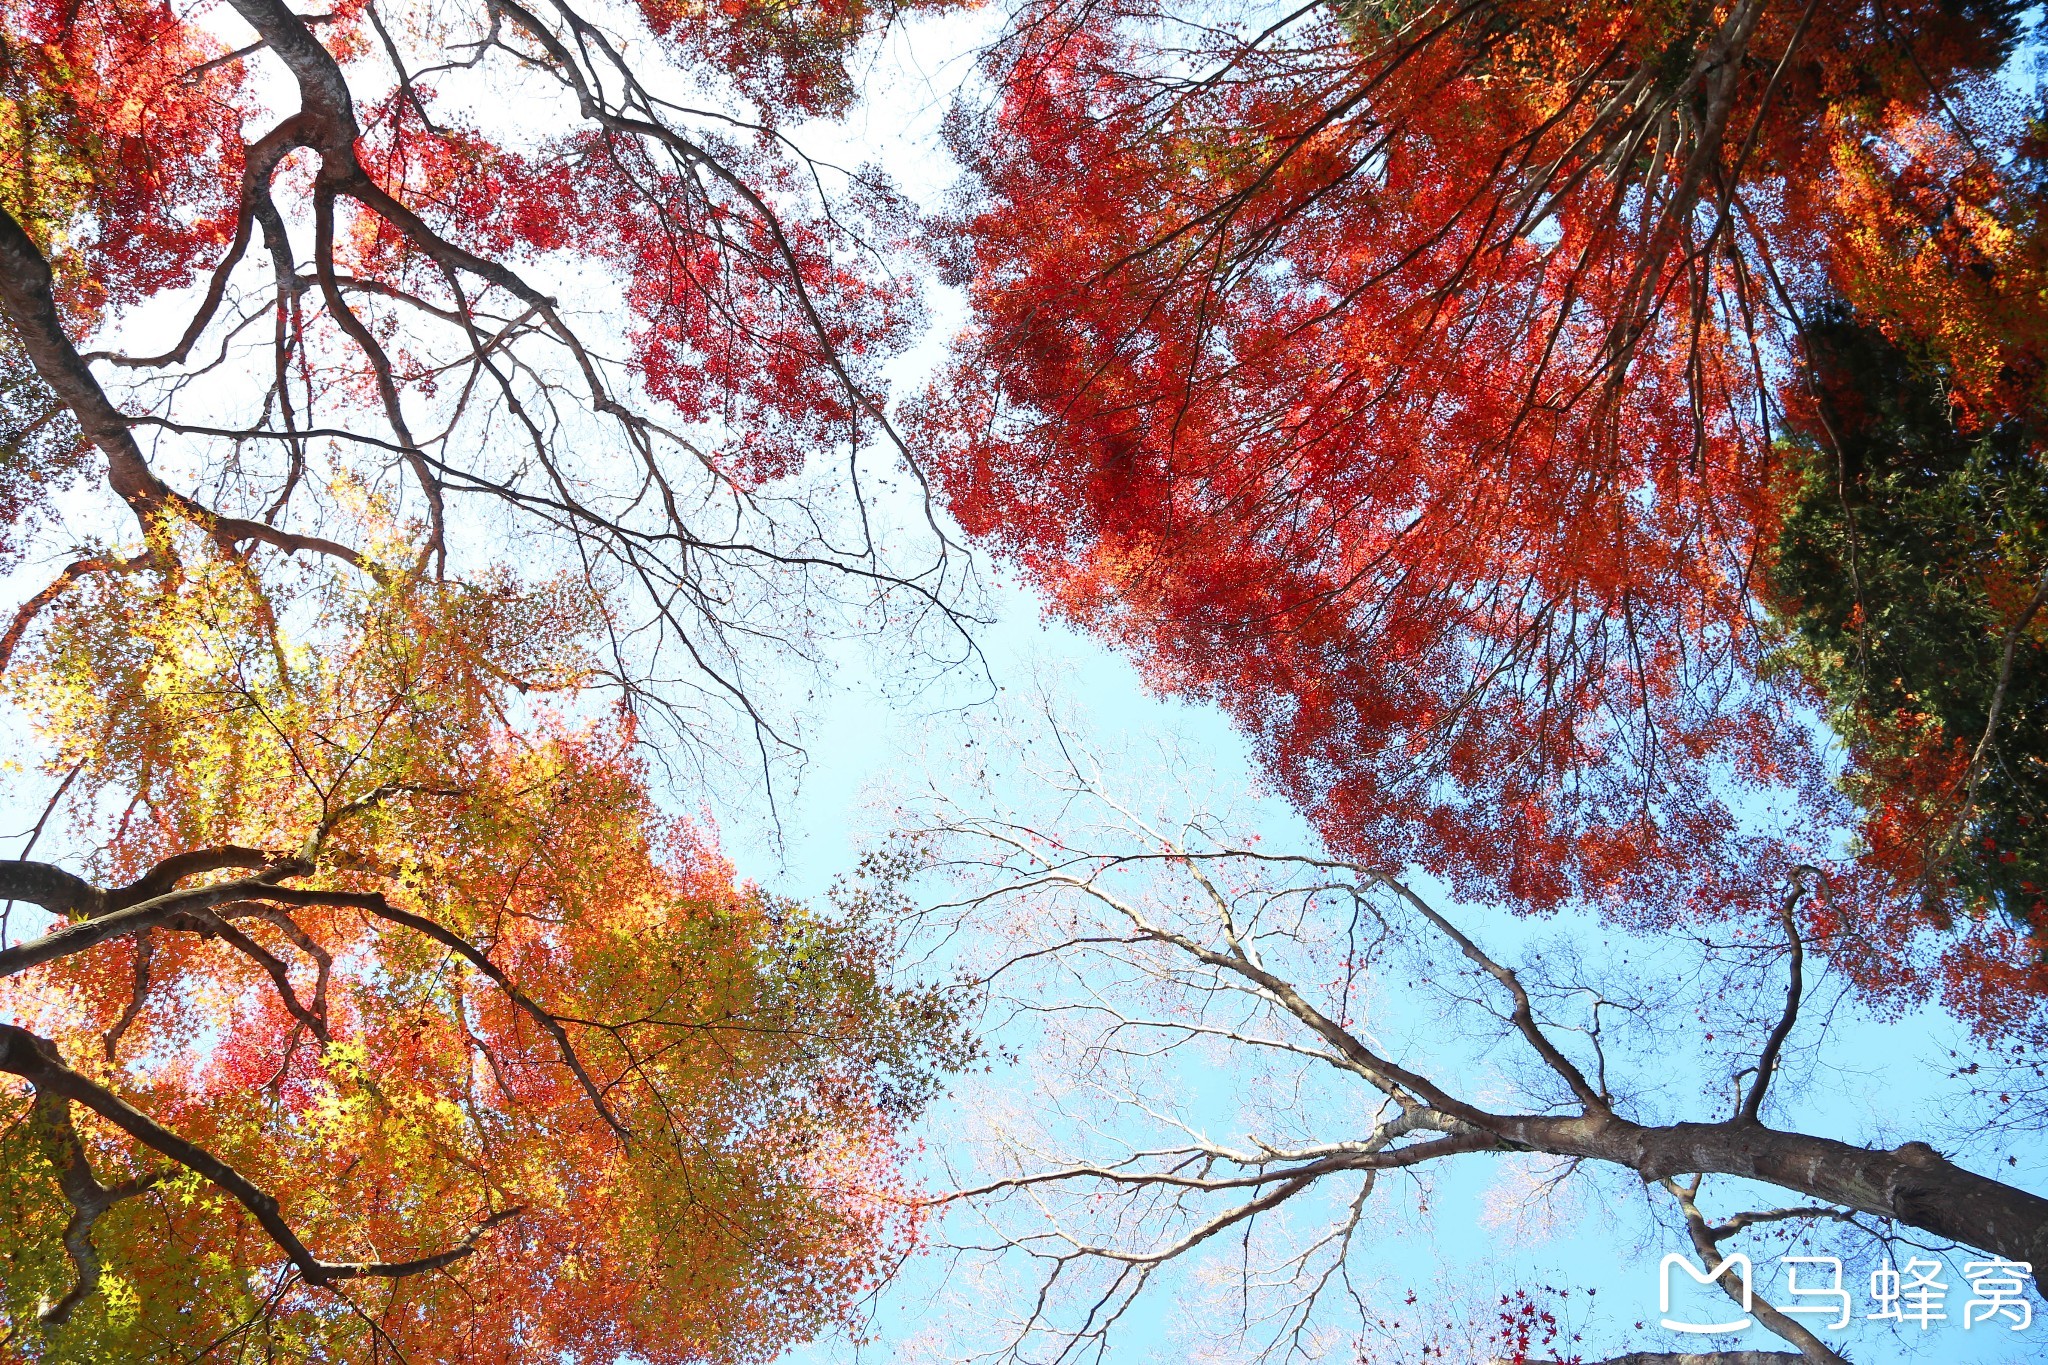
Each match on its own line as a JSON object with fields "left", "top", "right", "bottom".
{"left": 0, "top": 207, "right": 173, "bottom": 517}
{"left": 1500, "top": 1114, "right": 2048, "bottom": 1291}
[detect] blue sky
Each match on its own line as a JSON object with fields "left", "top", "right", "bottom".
{"left": 699, "top": 12, "right": 2048, "bottom": 1362}
{"left": 730, "top": 560, "right": 2046, "bottom": 1365}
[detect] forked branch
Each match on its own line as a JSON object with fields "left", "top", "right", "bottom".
{"left": 2, "top": 1023, "right": 522, "bottom": 1290}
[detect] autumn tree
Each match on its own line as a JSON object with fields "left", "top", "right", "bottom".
{"left": 0, "top": 555, "right": 971, "bottom": 1360}
{"left": 919, "top": 0, "right": 2048, "bottom": 1011}
{"left": 899, "top": 718, "right": 2047, "bottom": 1365}
{"left": 1767, "top": 311, "right": 2048, "bottom": 938}
{"left": 0, "top": 0, "right": 975, "bottom": 1356}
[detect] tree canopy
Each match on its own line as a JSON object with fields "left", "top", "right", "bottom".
{"left": 0, "top": 542, "right": 972, "bottom": 1360}
{"left": 920, "top": 0, "right": 2048, "bottom": 1019}
{"left": 8, "top": 0, "right": 2048, "bottom": 1359}
{"left": 0, "top": 0, "right": 973, "bottom": 1356}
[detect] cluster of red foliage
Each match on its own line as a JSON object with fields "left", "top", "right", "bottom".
{"left": 922, "top": 0, "right": 2048, "bottom": 1021}
{"left": 6, "top": 0, "right": 937, "bottom": 487}
{"left": 0, "top": 0, "right": 247, "bottom": 312}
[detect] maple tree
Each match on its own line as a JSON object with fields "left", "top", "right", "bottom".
{"left": 7, "top": 0, "right": 2046, "bottom": 1356}
{"left": 902, "top": 728, "right": 2048, "bottom": 1365}
{"left": 921, "top": 0, "right": 2048, "bottom": 1015}
{"left": 0, "top": 554, "right": 969, "bottom": 1359}
{"left": 0, "top": 0, "right": 975, "bottom": 1357}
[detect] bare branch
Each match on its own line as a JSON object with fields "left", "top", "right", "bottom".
{"left": 1661, "top": 1179, "right": 1848, "bottom": 1365}
{"left": 1740, "top": 867, "right": 1820, "bottom": 1124}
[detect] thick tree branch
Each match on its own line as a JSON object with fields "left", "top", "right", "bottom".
{"left": 1484, "top": 1115, "right": 2048, "bottom": 1291}
{"left": 0, "top": 868, "right": 336, "bottom": 978}
{"left": 0, "top": 205, "right": 173, "bottom": 523}
{"left": 0, "top": 206, "right": 369, "bottom": 569}
{"left": 0, "top": 860, "right": 106, "bottom": 920}
{"left": 27, "top": 1088, "right": 161, "bottom": 1326}
{"left": 1, "top": 1024, "right": 518, "bottom": 1288}
{"left": 106, "top": 847, "right": 297, "bottom": 912}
